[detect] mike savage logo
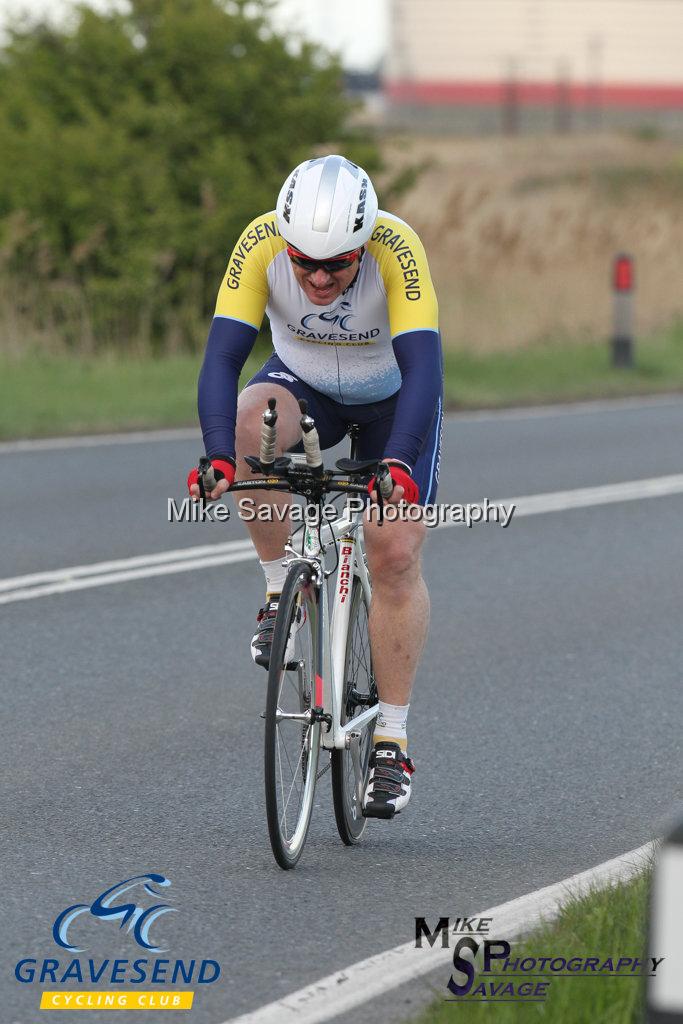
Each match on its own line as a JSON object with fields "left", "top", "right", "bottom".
{"left": 415, "top": 916, "right": 665, "bottom": 1005}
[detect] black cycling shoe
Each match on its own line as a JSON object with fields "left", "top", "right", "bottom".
{"left": 251, "top": 598, "right": 279, "bottom": 669}
{"left": 362, "top": 741, "right": 415, "bottom": 819}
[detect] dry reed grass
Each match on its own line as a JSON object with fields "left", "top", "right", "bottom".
{"left": 382, "top": 133, "right": 683, "bottom": 351}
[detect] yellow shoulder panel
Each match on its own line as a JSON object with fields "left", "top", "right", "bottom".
{"left": 366, "top": 214, "right": 438, "bottom": 337}
{"left": 214, "top": 211, "right": 286, "bottom": 328}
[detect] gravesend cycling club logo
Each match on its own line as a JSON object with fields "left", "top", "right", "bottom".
{"left": 53, "top": 874, "right": 176, "bottom": 953}
{"left": 288, "top": 300, "right": 381, "bottom": 344}
{"left": 14, "top": 872, "right": 221, "bottom": 1012}
{"left": 301, "top": 300, "right": 355, "bottom": 331}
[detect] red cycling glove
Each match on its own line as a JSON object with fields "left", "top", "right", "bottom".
{"left": 368, "top": 462, "right": 419, "bottom": 505}
{"left": 187, "top": 458, "right": 235, "bottom": 494}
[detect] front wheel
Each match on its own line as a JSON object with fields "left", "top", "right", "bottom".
{"left": 331, "top": 577, "right": 377, "bottom": 844}
{"left": 264, "top": 562, "right": 321, "bottom": 869}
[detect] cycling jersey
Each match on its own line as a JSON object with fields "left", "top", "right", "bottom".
{"left": 214, "top": 210, "right": 438, "bottom": 404}
{"left": 198, "top": 209, "right": 442, "bottom": 471}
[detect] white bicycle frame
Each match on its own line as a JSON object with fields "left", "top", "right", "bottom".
{"left": 283, "top": 489, "right": 378, "bottom": 759}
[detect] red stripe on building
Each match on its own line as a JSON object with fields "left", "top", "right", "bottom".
{"left": 386, "top": 80, "right": 683, "bottom": 109}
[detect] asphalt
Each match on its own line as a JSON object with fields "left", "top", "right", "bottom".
{"left": 1, "top": 396, "right": 682, "bottom": 1024}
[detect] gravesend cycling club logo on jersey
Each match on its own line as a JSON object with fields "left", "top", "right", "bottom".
{"left": 14, "top": 872, "right": 221, "bottom": 1012}
{"left": 301, "top": 300, "right": 355, "bottom": 332}
{"left": 288, "top": 300, "right": 380, "bottom": 345}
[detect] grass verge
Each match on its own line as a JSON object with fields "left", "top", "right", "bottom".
{"left": 1, "top": 322, "right": 682, "bottom": 440}
{"left": 0, "top": 348, "right": 264, "bottom": 440}
{"left": 443, "top": 321, "right": 683, "bottom": 408}
{"left": 414, "top": 870, "right": 652, "bottom": 1024}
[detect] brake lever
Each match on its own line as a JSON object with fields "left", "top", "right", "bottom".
{"left": 375, "top": 461, "right": 393, "bottom": 526}
{"left": 197, "top": 455, "right": 215, "bottom": 502}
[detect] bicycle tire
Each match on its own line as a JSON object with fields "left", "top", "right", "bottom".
{"left": 331, "top": 577, "right": 377, "bottom": 845}
{"left": 264, "top": 561, "right": 321, "bottom": 869}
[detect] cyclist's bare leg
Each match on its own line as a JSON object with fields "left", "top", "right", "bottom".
{"left": 234, "top": 383, "right": 302, "bottom": 561}
{"left": 363, "top": 516, "right": 429, "bottom": 706}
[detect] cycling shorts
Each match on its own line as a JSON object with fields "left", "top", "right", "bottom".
{"left": 245, "top": 354, "right": 442, "bottom": 506}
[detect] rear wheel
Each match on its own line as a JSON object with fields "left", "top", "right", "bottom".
{"left": 331, "top": 577, "right": 377, "bottom": 844}
{"left": 264, "top": 562, "right": 321, "bottom": 869}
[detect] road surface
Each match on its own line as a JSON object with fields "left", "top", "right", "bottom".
{"left": 1, "top": 396, "right": 681, "bottom": 1023}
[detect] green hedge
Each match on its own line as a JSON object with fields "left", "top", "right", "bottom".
{"left": 0, "top": 0, "right": 378, "bottom": 353}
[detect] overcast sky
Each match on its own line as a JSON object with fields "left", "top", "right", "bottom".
{"left": 0, "top": 0, "right": 390, "bottom": 70}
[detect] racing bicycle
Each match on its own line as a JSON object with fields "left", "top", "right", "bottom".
{"left": 197, "top": 399, "right": 395, "bottom": 869}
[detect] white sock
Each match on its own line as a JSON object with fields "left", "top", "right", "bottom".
{"left": 260, "top": 557, "right": 288, "bottom": 600}
{"left": 374, "top": 700, "right": 409, "bottom": 751}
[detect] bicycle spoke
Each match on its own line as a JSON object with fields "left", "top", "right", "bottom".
{"left": 275, "top": 711, "right": 309, "bottom": 834}
{"left": 278, "top": 737, "right": 302, "bottom": 813}
{"left": 278, "top": 729, "right": 309, "bottom": 829}
{"left": 275, "top": 727, "right": 288, "bottom": 837}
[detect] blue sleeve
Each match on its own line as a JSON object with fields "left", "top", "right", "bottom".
{"left": 198, "top": 316, "right": 258, "bottom": 460}
{"left": 384, "top": 330, "right": 443, "bottom": 469}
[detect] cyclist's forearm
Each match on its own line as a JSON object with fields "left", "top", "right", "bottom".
{"left": 198, "top": 317, "right": 258, "bottom": 460}
{"left": 384, "top": 329, "right": 443, "bottom": 468}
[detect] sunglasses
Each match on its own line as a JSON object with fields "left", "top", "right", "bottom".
{"left": 287, "top": 245, "right": 362, "bottom": 274}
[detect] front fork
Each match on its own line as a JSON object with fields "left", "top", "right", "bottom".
{"left": 285, "top": 530, "right": 374, "bottom": 812}
{"left": 321, "top": 533, "right": 356, "bottom": 751}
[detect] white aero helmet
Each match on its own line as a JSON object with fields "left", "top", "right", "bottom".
{"left": 276, "top": 154, "right": 378, "bottom": 260}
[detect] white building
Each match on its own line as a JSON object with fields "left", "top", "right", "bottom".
{"left": 384, "top": 0, "right": 683, "bottom": 131}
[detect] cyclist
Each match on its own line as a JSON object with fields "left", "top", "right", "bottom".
{"left": 188, "top": 155, "right": 443, "bottom": 819}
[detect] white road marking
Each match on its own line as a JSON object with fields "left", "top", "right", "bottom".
{"left": 0, "top": 549, "right": 256, "bottom": 603}
{"left": 452, "top": 393, "right": 683, "bottom": 422}
{"left": 2, "top": 474, "right": 683, "bottom": 605}
{"left": 507, "top": 473, "right": 683, "bottom": 516}
{"left": 224, "top": 841, "right": 655, "bottom": 1024}
{"left": 0, "top": 539, "right": 253, "bottom": 593}
{"left": 0, "top": 427, "right": 199, "bottom": 454}
{"left": 1, "top": 394, "right": 681, "bottom": 454}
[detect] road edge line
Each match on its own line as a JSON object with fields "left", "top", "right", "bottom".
{"left": 1, "top": 393, "right": 682, "bottom": 453}
{"left": 224, "top": 840, "right": 655, "bottom": 1024}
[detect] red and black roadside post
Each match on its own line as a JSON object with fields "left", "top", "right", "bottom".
{"left": 646, "top": 815, "right": 683, "bottom": 1022}
{"left": 611, "top": 253, "right": 634, "bottom": 368}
